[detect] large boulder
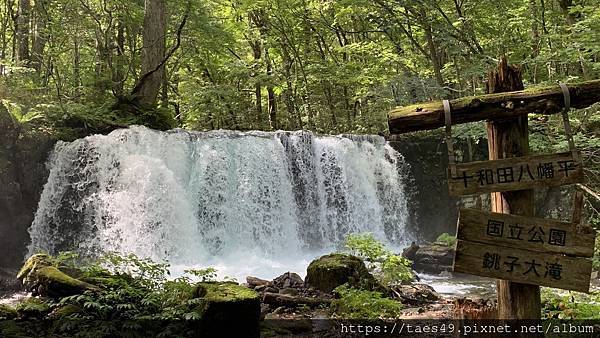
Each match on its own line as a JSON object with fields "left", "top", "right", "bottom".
{"left": 192, "top": 282, "right": 260, "bottom": 338}
{"left": 272, "top": 272, "right": 303, "bottom": 289}
{"left": 305, "top": 254, "right": 383, "bottom": 293}
{"left": 411, "top": 244, "right": 454, "bottom": 274}
{"left": 391, "top": 283, "right": 440, "bottom": 306}
{"left": 17, "top": 254, "right": 99, "bottom": 297}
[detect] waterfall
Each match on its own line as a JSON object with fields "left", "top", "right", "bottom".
{"left": 28, "top": 126, "right": 412, "bottom": 278}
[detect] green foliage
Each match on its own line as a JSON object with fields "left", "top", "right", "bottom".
{"left": 593, "top": 231, "right": 600, "bottom": 271}
{"left": 331, "top": 284, "right": 402, "bottom": 319}
{"left": 2, "top": 0, "right": 599, "bottom": 136}
{"left": 183, "top": 267, "right": 217, "bottom": 282}
{"left": 541, "top": 288, "right": 600, "bottom": 319}
{"left": 344, "top": 233, "right": 414, "bottom": 285}
{"left": 435, "top": 233, "right": 457, "bottom": 247}
{"left": 18, "top": 251, "right": 222, "bottom": 324}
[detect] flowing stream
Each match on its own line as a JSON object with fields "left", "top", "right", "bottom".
{"left": 28, "top": 126, "right": 413, "bottom": 280}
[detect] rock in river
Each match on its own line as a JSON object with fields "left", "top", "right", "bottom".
{"left": 305, "top": 253, "right": 383, "bottom": 293}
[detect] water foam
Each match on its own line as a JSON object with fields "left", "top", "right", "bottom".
{"left": 28, "top": 126, "right": 412, "bottom": 279}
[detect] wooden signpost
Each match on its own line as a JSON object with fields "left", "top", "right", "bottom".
{"left": 447, "top": 151, "right": 583, "bottom": 196}
{"left": 386, "top": 58, "right": 600, "bottom": 320}
{"left": 454, "top": 208, "right": 595, "bottom": 292}
{"left": 454, "top": 240, "right": 592, "bottom": 292}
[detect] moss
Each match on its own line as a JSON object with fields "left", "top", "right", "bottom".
{"left": 0, "top": 304, "right": 18, "bottom": 319}
{"left": 18, "top": 254, "right": 99, "bottom": 297}
{"left": 306, "top": 254, "right": 385, "bottom": 293}
{"left": 15, "top": 297, "right": 51, "bottom": 317}
{"left": 36, "top": 266, "right": 98, "bottom": 291}
{"left": 17, "top": 254, "right": 52, "bottom": 280}
{"left": 190, "top": 282, "right": 261, "bottom": 337}
{"left": 195, "top": 282, "right": 259, "bottom": 303}
{"left": 49, "top": 304, "right": 83, "bottom": 319}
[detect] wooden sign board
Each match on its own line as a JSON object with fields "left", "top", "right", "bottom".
{"left": 457, "top": 208, "right": 595, "bottom": 257}
{"left": 448, "top": 151, "right": 583, "bottom": 196}
{"left": 453, "top": 240, "right": 592, "bottom": 292}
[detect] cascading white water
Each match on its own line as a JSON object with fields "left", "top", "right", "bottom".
{"left": 28, "top": 126, "right": 413, "bottom": 279}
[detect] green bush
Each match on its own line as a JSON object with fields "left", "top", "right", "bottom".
{"left": 19, "top": 252, "right": 219, "bottom": 323}
{"left": 331, "top": 284, "right": 402, "bottom": 319}
{"left": 541, "top": 288, "right": 600, "bottom": 319}
{"left": 435, "top": 233, "right": 456, "bottom": 247}
{"left": 344, "top": 233, "right": 414, "bottom": 285}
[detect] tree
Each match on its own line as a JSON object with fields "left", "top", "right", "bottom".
{"left": 132, "top": 0, "right": 166, "bottom": 107}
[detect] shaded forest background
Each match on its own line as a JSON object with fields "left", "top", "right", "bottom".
{"left": 1, "top": 0, "right": 599, "bottom": 134}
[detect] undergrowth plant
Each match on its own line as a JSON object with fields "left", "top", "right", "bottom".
{"left": 344, "top": 233, "right": 414, "bottom": 285}
{"left": 331, "top": 284, "right": 402, "bottom": 319}
{"left": 541, "top": 288, "right": 600, "bottom": 319}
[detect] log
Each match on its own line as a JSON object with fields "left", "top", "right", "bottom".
{"left": 387, "top": 79, "right": 600, "bottom": 134}
{"left": 262, "top": 292, "right": 331, "bottom": 308}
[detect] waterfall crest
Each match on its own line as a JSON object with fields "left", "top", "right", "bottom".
{"left": 28, "top": 126, "right": 412, "bottom": 275}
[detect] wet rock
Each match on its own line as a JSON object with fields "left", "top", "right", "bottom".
{"left": 0, "top": 103, "right": 56, "bottom": 270}
{"left": 305, "top": 253, "right": 384, "bottom": 293}
{"left": 273, "top": 272, "right": 303, "bottom": 289}
{"left": 259, "top": 303, "right": 270, "bottom": 320}
{"left": 411, "top": 244, "right": 454, "bottom": 274}
{"left": 192, "top": 282, "right": 260, "bottom": 338}
{"left": 17, "top": 254, "right": 100, "bottom": 298}
{"left": 246, "top": 276, "right": 271, "bottom": 288}
{"left": 273, "top": 306, "right": 286, "bottom": 315}
{"left": 402, "top": 242, "right": 420, "bottom": 261}
{"left": 254, "top": 284, "right": 268, "bottom": 292}
{"left": 265, "top": 286, "right": 279, "bottom": 293}
{"left": 391, "top": 283, "right": 441, "bottom": 306}
{"left": 0, "top": 267, "right": 22, "bottom": 297}
{"left": 279, "top": 288, "right": 298, "bottom": 296}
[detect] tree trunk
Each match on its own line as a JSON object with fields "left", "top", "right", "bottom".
{"left": 419, "top": 6, "right": 444, "bottom": 89}
{"left": 265, "top": 46, "right": 277, "bottom": 130}
{"left": 30, "top": 0, "right": 47, "bottom": 73}
{"left": 112, "top": 17, "right": 126, "bottom": 97}
{"left": 72, "top": 35, "right": 81, "bottom": 96}
{"left": 136, "top": 0, "right": 166, "bottom": 107}
{"left": 486, "top": 58, "right": 540, "bottom": 321}
{"left": 15, "top": 0, "right": 29, "bottom": 65}
{"left": 529, "top": 0, "right": 540, "bottom": 83}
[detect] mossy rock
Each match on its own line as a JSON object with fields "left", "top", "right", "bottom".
{"left": 18, "top": 254, "right": 100, "bottom": 298}
{"left": 47, "top": 304, "right": 83, "bottom": 319}
{"left": 192, "top": 282, "right": 260, "bottom": 338}
{"left": 0, "top": 304, "right": 18, "bottom": 319}
{"left": 305, "top": 253, "right": 384, "bottom": 293}
{"left": 14, "top": 297, "right": 51, "bottom": 318}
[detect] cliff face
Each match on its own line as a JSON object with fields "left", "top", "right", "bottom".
{"left": 0, "top": 104, "right": 56, "bottom": 268}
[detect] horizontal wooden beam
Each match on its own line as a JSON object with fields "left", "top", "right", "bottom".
{"left": 388, "top": 79, "right": 600, "bottom": 134}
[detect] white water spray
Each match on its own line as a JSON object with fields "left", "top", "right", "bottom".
{"left": 28, "top": 126, "right": 412, "bottom": 279}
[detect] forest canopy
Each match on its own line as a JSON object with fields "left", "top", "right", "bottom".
{"left": 0, "top": 0, "right": 599, "bottom": 134}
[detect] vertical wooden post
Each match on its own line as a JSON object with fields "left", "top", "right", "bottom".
{"left": 486, "top": 58, "right": 541, "bottom": 319}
